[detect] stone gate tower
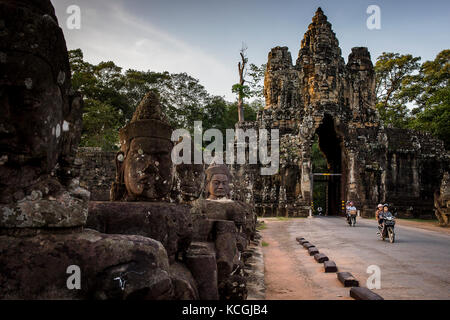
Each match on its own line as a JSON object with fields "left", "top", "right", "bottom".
{"left": 231, "top": 8, "right": 448, "bottom": 218}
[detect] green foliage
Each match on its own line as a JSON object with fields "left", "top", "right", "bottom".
{"left": 69, "top": 49, "right": 258, "bottom": 150}
{"left": 231, "top": 83, "right": 251, "bottom": 99}
{"left": 311, "top": 136, "right": 328, "bottom": 212}
{"left": 81, "top": 100, "right": 121, "bottom": 150}
{"left": 247, "top": 63, "right": 266, "bottom": 99}
{"left": 375, "top": 52, "right": 421, "bottom": 128}
{"left": 409, "top": 86, "right": 450, "bottom": 148}
{"left": 375, "top": 50, "right": 449, "bottom": 149}
{"left": 256, "top": 223, "right": 267, "bottom": 231}
{"left": 311, "top": 136, "right": 328, "bottom": 173}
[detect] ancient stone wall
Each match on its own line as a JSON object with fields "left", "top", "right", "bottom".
{"left": 232, "top": 8, "right": 449, "bottom": 219}
{"left": 77, "top": 147, "right": 116, "bottom": 201}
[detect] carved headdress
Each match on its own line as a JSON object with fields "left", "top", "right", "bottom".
{"left": 119, "top": 90, "right": 172, "bottom": 155}
{"left": 205, "top": 163, "right": 232, "bottom": 183}
{"left": 111, "top": 90, "right": 174, "bottom": 201}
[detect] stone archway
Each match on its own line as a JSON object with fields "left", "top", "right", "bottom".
{"left": 312, "top": 114, "right": 346, "bottom": 215}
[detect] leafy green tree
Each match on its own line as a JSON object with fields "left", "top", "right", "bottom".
{"left": 374, "top": 50, "right": 449, "bottom": 149}
{"left": 409, "top": 85, "right": 450, "bottom": 148}
{"left": 81, "top": 100, "right": 122, "bottom": 150}
{"left": 69, "top": 49, "right": 260, "bottom": 149}
{"left": 374, "top": 52, "right": 421, "bottom": 127}
{"left": 157, "top": 72, "right": 210, "bottom": 130}
{"left": 406, "top": 50, "right": 450, "bottom": 114}
{"left": 407, "top": 50, "right": 449, "bottom": 148}
{"left": 123, "top": 69, "right": 170, "bottom": 115}
{"left": 69, "top": 49, "right": 126, "bottom": 150}
{"left": 247, "top": 63, "right": 266, "bottom": 99}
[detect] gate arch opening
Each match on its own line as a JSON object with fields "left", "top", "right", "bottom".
{"left": 312, "top": 114, "right": 345, "bottom": 215}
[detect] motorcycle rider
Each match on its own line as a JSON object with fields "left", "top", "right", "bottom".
{"left": 378, "top": 204, "right": 392, "bottom": 234}
{"left": 375, "top": 204, "right": 384, "bottom": 233}
{"left": 347, "top": 201, "right": 357, "bottom": 224}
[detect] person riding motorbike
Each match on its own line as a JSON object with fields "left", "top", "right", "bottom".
{"left": 346, "top": 201, "right": 357, "bottom": 225}
{"left": 378, "top": 204, "right": 392, "bottom": 234}
{"left": 375, "top": 203, "right": 384, "bottom": 233}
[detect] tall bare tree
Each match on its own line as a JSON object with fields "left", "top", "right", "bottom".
{"left": 232, "top": 43, "right": 248, "bottom": 123}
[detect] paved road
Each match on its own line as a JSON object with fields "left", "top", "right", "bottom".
{"left": 261, "top": 216, "right": 450, "bottom": 300}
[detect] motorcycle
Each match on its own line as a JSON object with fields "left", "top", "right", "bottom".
{"left": 347, "top": 212, "right": 356, "bottom": 227}
{"left": 379, "top": 212, "right": 396, "bottom": 243}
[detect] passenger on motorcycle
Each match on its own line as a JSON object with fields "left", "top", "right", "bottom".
{"left": 378, "top": 204, "right": 392, "bottom": 233}
{"left": 347, "top": 201, "right": 357, "bottom": 219}
{"left": 375, "top": 203, "right": 384, "bottom": 231}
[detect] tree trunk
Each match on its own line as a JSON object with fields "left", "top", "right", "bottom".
{"left": 238, "top": 52, "right": 246, "bottom": 123}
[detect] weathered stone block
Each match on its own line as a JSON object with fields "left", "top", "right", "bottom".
{"left": 185, "top": 242, "right": 219, "bottom": 300}
{"left": 324, "top": 260, "right": 338, "bottom": 272}
{"left": 314, "top": 253, "right": 329, "bottom": 263}
{"left": 337, "top": 272, "right": 359, "bottom": 287}
{"left": 86, "top": 201, "right": 193, "bottom": 263}
{"left": 350, "top": 287, "right": 383, "bottom": 300}
{"left": 303, "top": 242, "right": 315, "bottom": 249}
{"left": 214, "top": 220, "right": 238, "bottom": 282}
{"left": 0, "top": 229, "right": 173, "bottom": 299}
{"left": 169, "top": 262, "right": 199, "bottom": 300}
{"left": 308, "top": 247, "right": 319, "bottom": 256}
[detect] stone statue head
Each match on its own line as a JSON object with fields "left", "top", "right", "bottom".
{"left": 174, "top": 137, "right": 205, "bottom": 202}
{"left": 0, "top": 0, "right": 81, "bottom": 204}
{"left": 205, "top": 163, "right": 232, "bottom": 200}
{"left": 111, "top": 91, "right": 174, "bottom": 201}
{"left": 0, "top": 0, "right": 89, "bottom": 230}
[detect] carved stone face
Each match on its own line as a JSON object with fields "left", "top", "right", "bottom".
{"left": 207, "top": 173, "right": 230, "bottom": 200}
{"left": 123, "top": 137, "right": 173, "bottom": 200}
{"left": 176, "top": 163, "right": 205, "bottom": 200}
{"left": 0, "top": 52, "right": 65, "bottom": 202}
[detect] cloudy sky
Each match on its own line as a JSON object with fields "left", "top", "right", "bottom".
{"left": 53, "top": 0, "right": 450, "bottom": 101}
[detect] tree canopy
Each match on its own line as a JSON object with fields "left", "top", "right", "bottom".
{"left": 69, "top": 49, "right": 259, "bottom": 150}
{"left": 375, "top": 50, "right": 449, "bottom": 148}
{"left": 69, "top": 48, "right": 448, "bottom": 151}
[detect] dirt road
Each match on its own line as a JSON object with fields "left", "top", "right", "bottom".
{"left": 260, "top": 216, "right": 450, "bottom": 300}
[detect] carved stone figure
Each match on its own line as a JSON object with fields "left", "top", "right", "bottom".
{"left": 205, "top": 163, "right": 232, "bottom": 200}
{"left": 0, "top": 0, "right": 87, "bottom": 228}
{"left": 172, "top": 137, "right": 205, "bottom": 203}
{"left": 111, "top": 91, "right": 173, "bottom": 201}
{"left": 0, "top": 0, "right": 174, "bottom": 299}
{"left": 188, "top": 162, "right": 257, "bottom": 299}
{"left": 434, "top": 172, "right": 450, "bottom": 226}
